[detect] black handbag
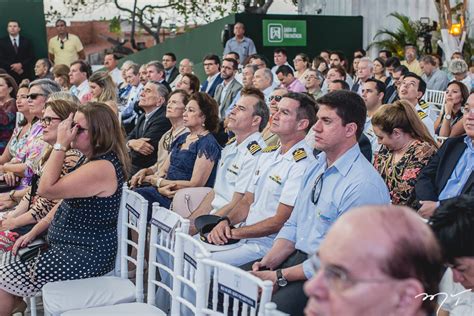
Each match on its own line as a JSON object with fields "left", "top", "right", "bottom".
{"left": 17, "top": 238, "right": 48, "bottom": 262}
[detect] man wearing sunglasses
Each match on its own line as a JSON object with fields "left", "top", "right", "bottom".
{"left": 415, "top": 93, "right": 474, "bottom": 218}
{"left": 304, "top": 205, "right": 442, "bottom": 316}
{"left": 250, "top": 90, "right": 390, "bottom": 315}
{"left": 48, "top": 19, "right": 85, "bottom": 67}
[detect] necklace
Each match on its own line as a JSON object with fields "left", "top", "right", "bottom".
{"left": 187, "top": 130, "right": 208, "bottom": 141}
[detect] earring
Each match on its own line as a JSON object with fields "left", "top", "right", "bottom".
{"left": 202, "top": 122, "right": 205, "bottom": 127}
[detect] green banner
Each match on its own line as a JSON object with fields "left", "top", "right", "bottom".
{"left": 262, "top": 20, "right": 307, "bottom": 46}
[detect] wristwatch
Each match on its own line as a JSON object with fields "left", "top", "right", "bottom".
{"left": 445, "top": 114, "right": 452, "bottom": 120}
{"left": 53, "top": 143, "right": 67, "bottom": 152}
{"left": 276, "top": 269, "right": 288, "bottom": 287}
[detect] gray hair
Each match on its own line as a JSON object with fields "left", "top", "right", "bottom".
{"left": 146, "top": 60, "right": 165, "bottom": 73}
{"left": 120, "top": 60, "right": 135, "bottom": 71}
{"left": 359, "top": 57, "right": 374, "bottom": 70}
{"left": 150, "top": 81, "right": 170, "bottom": 101}
{"left": 262, "top": 68, "right": 273, "bottom": 84}
{"left": 29, "top": 78, "right": 61, "bottom": 97}
{"left": 449, "top": 59, "right": 468, "bottom": 74}
{"left": 47, "top": 91, "right": 80, "bottom": 104}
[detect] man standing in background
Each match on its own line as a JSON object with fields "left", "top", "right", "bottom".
{"left": 48, "top": 19, "right": 85, "bottom": 67}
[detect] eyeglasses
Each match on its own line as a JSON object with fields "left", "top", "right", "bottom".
{"left": 269, "top": 95, "right": 283, "bottom": 102}
{"left": 309, "top": 255, "right": 394, "bottom": 293}
{"left": 60, "top": 40, "right": 64, "bottom": 50}
{"left": 462, "top": 105, "right": 474, "bottom": 115}
{"left": 204, "top": 63, "right": 216, "bottom": 67}
{"left": 40, "top": 116, "right": 62, "bottom": 126}
{"left": 72, "top": 122, "right": 88, "bottom": 134}
{"left": 311, "top": 173, "right": 324, "bottom": 205}
{"left": 27, "top": 93, "right": 47, "bottom": 100}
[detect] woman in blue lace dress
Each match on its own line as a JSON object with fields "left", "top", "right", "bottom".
{"left": 0, "top": 102, "right": 130, "bottom": 314}
{"left": 134, "top": 92, "right": 221, "bottom": 219}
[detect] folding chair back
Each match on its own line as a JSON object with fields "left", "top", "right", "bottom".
{"left": 424, "top": 89, "right": 446, "bottom": 120}
{"left": 171, "top": 232, "right": 211, "bottom": 315}
{"left": 119, "top": 186, "right": 149, "bottom": 302}
{"left": 147, "top": 203, "right": 190, "bottom": 305}
{"left": 196, "top": 257, "right": 273, "bottom": 316}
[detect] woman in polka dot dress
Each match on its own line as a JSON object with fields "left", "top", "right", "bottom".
{"left": 0, "top": 102, "right": 130, "bottom": 315}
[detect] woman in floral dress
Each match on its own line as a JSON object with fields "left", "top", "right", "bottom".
{"left": 372, "top": 100, "right": 438, "bottom": 206}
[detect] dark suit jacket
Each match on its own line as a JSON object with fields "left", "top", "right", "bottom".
{"left": 415, "top": 135, "right": 474, "bottom": 201}
{"left": 166, "top": 67, "right": 179, "bottom": 84}
{"left": 214, "top": 79, "right": 242, "bottom": 119}
{"left": 159, "top": 79, "right": 172, "bottom": 93}
{"left": 127, "top": 106, "right": 171, "bottom": 175}
{"left": 0, "top": 35, "right": 34, "bottom": 82}
{"left": 201, "top": 75, "right": 224, "bottom": 97}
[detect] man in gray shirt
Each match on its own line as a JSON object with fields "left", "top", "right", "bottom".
{"left": 223, "top": 22, "right": 256, "bottom": 63}
{"left": 420, "top": 55, "right": 449, "bottom": 91}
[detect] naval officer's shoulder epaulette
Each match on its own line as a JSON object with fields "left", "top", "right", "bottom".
{"left": 417, "top": 110, "right": 428, "bottom": 120}
{"left": 292, "top": 148, "right": 307, "bottom": 162}
{"left": 226, "top": 136, "right": 236, "bottom": 145}
{"left": 262, "top": 145, "right": 280, "bottom": 153}
{"left": 247, "top": 141, "right": 262, "bottom": 155}
{"left": 418, "top": 99, "right": 429, "bottom": 110}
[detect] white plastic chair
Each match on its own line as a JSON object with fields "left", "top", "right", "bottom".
{"left": 424, "top": 89, "right": 446, "bottom": 121}
{"left": 196, "top": 257, "right": 274, "bottom": 316}
{"left": 170, "top": 232, "right": 211, "bottom": 315}
{"left": 42, "top": 185, "right": 148, "bottom": 315}
{"left": 61, "top": 206, "right": 196, "bottom": 316}
{"left": 264, "top": 302, "right": 290, "bottom": 316}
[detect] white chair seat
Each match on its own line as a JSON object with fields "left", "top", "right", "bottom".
{"left": 61, "top": 302, "right": 166, "bottom": 316}
{"left": 43, "top": 277, "right": 135, "bottom": 314}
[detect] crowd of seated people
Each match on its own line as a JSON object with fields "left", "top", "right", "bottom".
{"left": 0, "top": 18, "right": 473, "bottom": 315}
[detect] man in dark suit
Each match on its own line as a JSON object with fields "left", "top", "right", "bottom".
{"left": 146, "top": 60, "right": 171, "bottom": 92}
{"left": 126, "top": 81, "right": 171, "bottom": 175}
{"left": 415, "top": 94, "right": 474, "bottom": 218}
{"left": 0, "top": 20, "right": 34, "bottom": 83}
{"left": 162, "top": 52, "right": 179, "bottom": 84}
{"left": 201, "top": 54, "right": 223, "bottom": 97}
{"left": 214, "top": 57, "right": 242, "bottom": 119}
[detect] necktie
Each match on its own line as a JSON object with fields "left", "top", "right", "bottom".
{"left": 12, "top": 38, "right": 18, "bottom": 54}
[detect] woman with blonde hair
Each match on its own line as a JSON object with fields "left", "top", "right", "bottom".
{"left": 89, "top": 70, "right": 118, "bottom": 113}
{"left": 372, "top": 100, "right": 438, "bottom": 206}
{"left": 293, "top": 53, "right": 311, "bottom": 85}
{"left": 0, "top": 102, "right": 129, "bottom": 314}
{"left": 51, "top": 64, "right": 71, "bottom": 91}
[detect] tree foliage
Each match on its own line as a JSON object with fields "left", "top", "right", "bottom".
{"left": 46, "top": 0, "right": 283, "bottom": 43}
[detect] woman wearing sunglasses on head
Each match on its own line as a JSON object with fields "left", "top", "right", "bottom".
{"left": 261, "top": 87, "right": 287, "bottom": 147}
{"left": 0, "top": 79, "right": 60, "bottom": 209}
{"left": 0, "top": 99, "right": 86, "bottom": 254}
{"left": 0, "top": 102, "right": 130, "bottom": 315}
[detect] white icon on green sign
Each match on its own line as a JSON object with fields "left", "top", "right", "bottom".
{"left": 268, "top": 24, "right": 283, "bottom": 42}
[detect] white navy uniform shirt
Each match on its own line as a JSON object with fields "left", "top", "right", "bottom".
{"left": 415, "top": 100, "right": 435, "bottom": 137}
{"left": 210, "top": 132, "right": 266, "bottom": 212}
{"left": 244, "top": 139, "right": 315, "bottom": 249}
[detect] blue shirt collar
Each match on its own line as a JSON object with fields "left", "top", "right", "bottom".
{"left": 464, "top": 135, "right": 474, "bottom": 152}
{"left": 317, "top": 143, "right": 361, "bottom": 176}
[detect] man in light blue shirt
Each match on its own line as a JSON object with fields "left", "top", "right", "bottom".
{"left": 223, "top": 22, "right": 256, "bottom": 64}
{"left": 250, "top": 90, "right": 390, "bottom": 315}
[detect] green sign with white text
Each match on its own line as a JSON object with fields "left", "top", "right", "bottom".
{"left": 262, "top": 20, "right": 307, "bottom": 46}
